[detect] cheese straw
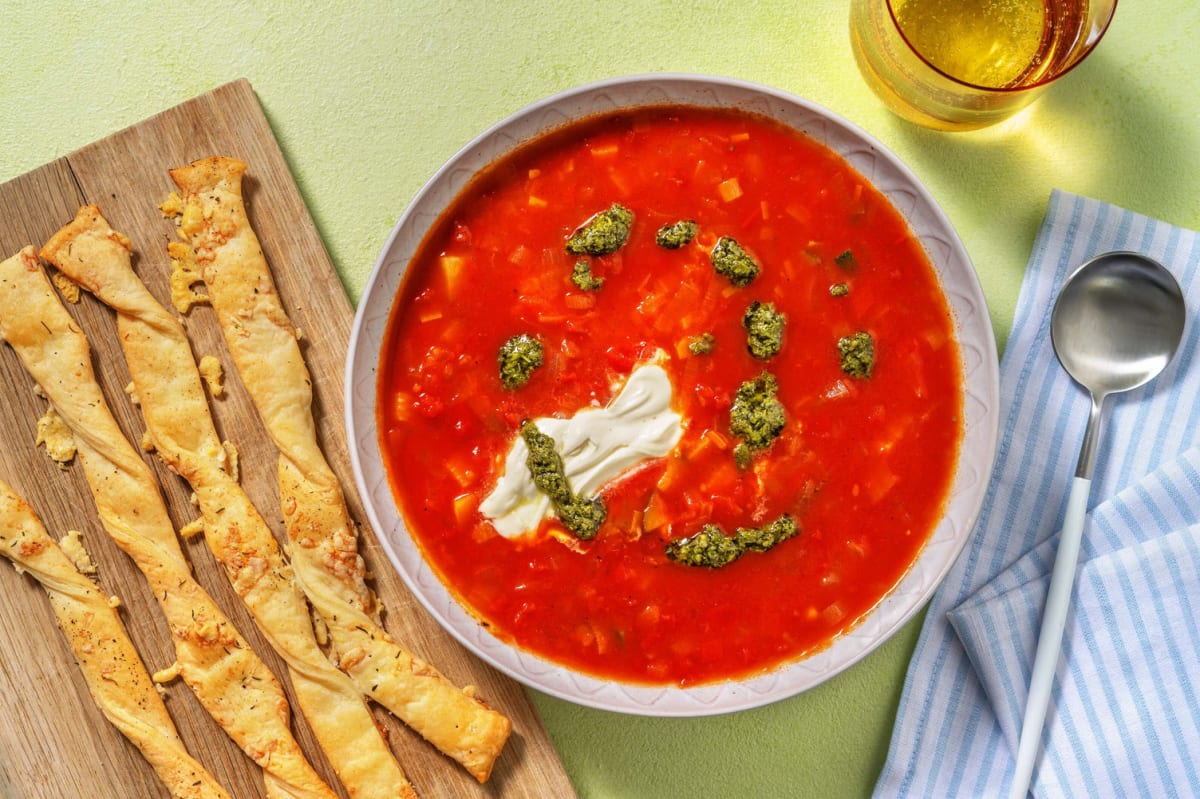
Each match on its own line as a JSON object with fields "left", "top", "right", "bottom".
{"left": 0, "top": 477, "right": 231, "bottom": 799}
{"left": 166, "top": 156, "right": 512, "bottom": 783}
{"left": 0, "top": 246, "right": 336, "bottom": 799}
{"left": 41, "top": 206, "right": 418, "bottom": 799}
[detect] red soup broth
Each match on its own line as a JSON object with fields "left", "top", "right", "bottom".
{"left": 377, "top": 105, "right": 963, "bottom": 686}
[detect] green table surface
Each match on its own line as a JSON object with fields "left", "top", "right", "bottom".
{"left": 4, "top": 3, "right": 1199, "bottom": 797}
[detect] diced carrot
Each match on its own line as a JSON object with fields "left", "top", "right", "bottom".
{"left": 509, "top": 244, "right": 533, "bottom": 266}
{"left": 643, "top": 491, "right": 669, "bottom": 532}
{"left": 453, "top": 493, "right": 477, "bottom": 527}
{"left": 528, "top": 195, "right": 548, "bottom": 208}
{"left": 785, "top": 203, "right": 810, "bottom": 223}
{"left": 627, "top": 508, "right": 644, "bottom": 540}
{"left": 392, "top": 392, "right": 414, "bottom": 422}
{"left": 592, "top": 624, "right": 614, "bottom": 655}
{"left": 703, "top": 428, "right": 730, "bottom": 449}
{"left": 686, "top": 434, "right": 712, "bottom": 460}
{"left": 607, "top": 167, "right": 629, "bottom": 194}
{"left": 718, "top": 177, "right": 743, "bottom": 202}
{"left": 637, "top": 286, "right": 669, "bottom": 318}
{"left": 565, "top": 293, "right": 596, "bottom": 310}
{"left": 447, "top": 459, "right": 475, "bottom": 489}
{"left": 590, "top": 142, "right": 619, "bottom": 157}
{"left": 636, "top": 604, "right": 662, "bottom": 631}
{"left": 730, "top": 131, "right": 751, "bottom": 143}
{"left": 821, "top": 602, "right": 846, "bottom": 625}
{"left": 439, "top": 255, "right": 466, "bottom": 294}
{"left": 865, "top": 467, "right": 899, "bottom": 503}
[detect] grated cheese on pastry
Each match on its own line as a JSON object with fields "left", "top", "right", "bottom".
{"left": 0, "top": 246, "right": 337, "bottom": 799}
{"left": 0, "top": 477, "right": 231, "bottom": 799}
{"left": 168, "top": 156, "right": 512, "bottom": 783}
{"left": 42, "top": 205, "right": 416, "bottom": 799}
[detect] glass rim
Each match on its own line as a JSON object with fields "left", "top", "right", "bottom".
{"left": 884, "top": 0, "right": 1119, "bottom": 94}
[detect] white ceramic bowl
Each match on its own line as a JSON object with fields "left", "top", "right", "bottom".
{"left": 346, "top": 74, "right": 1000, "bottom": 716}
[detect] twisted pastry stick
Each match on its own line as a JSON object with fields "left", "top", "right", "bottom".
{"left": 0, "top": 246, "right": 335, "bottom": 799}
{"left": 0, "top": 477, "right": 231, "bottom": 799}
{"left": 166, "top": 156, "right": 511, "bottom": 783}
{"left": 41, "top": 205, "right": 417, "bottom": 799}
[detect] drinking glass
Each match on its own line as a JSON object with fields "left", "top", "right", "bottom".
{"left": 850, "top": 0, "right": 1118, "bottom": 131}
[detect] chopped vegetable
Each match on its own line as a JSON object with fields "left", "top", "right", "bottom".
{"left": 829, "top": 283, "right": 849, "bottom": 297}
{"left": 521, "top": 422, "right": 607, "bottom": 540}
{"left": 729, "top": 372, "right": 785, "bottom": 469}
{"left": 710, "top": 236, "right": 760, "bottom": 286}
{"left": 497, "top": 334, "right": 543, "bottom": 389}
{"left": 838, "top": 331, "right": 875, "bottom": 379}
{"left": 665, "top": 514, "right": 798, "bottom": 568}
{"left": 742, "top": 301, "right": 785, "bottom": 360}
{"left": 687, "top": 332, "right": 716, "bottom": 356}
{"left": 566, "top": 203, "right": 634, "bottom": 256}
{"left": 717, "top": 178, "right": 743, "bottom": 202}
{"left": 655, "top": 219, "right": 698, "bottom": 249}
{"left": 570, "top": 260, "right": 604, "bottom": 291}
{"left": 835, "top": 249, "right": 857, "bottom": 269}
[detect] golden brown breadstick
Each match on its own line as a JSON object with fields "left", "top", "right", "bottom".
{"left": 0, "top": 477, "right": 231, "bottom": 799}
{"left": 166, "top": 156, "right": 512, "bottom": 782}
{"left": 0, "top": 246, "right": 336, "bottom": 799}
{"left": 41, "top": 205, "right": 417, "bottom": 799}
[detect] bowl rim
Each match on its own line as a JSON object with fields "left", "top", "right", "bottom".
{"left": 346, "top": 72, "right": 1000, "bottom": 716}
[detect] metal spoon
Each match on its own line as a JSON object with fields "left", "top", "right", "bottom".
{"left": 1009, "top": 251, "right": 1186, "bottom": 799}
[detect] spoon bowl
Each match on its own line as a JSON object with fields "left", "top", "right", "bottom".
{"left": 1051, "top": 252, "right": 1186, "bottom": 396}
{"left": 1011, "top": 251, "right": 1185, "bottom": 799}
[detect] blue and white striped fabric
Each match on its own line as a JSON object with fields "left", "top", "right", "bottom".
{"left": 950, "top": 452, "right": 1200, "bottom": 798}
{"left": 874, "top": 190, "right": 1200, "bottom": 798}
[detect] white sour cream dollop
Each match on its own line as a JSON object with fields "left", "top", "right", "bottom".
{"left": 480, "top": 360, "right": 682, "bottom": 539}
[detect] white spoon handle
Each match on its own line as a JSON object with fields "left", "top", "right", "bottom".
{"left": 1009, "top": 474, "right": 1092, "bottom": 799}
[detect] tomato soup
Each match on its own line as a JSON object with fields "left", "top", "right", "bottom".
{"left": 377, "top": 106, "right": 963, "bottom": 686}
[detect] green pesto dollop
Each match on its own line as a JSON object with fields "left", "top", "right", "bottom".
{"left": 829, "top": 282, "right": 849, "bottom": 297}
{"left": 838, "top": 331, "right": 875, "bottom": 379}
{"left": 687, "top": 332, "right": 716, "bottom": 356}
{"left": 665, "top": 514, "right": 798, "bottom": 568}
{"left": 710, "top": 236, "right": 760, "bottom": 287}
{"left": 520, "top": 421, "right": 607, "bottom": 540}
{"left": 655, "top": 219, "right": 698, "bottom": 249}
{"left": 570, "top": 260, "right": 604, "bottom": 291}
{"left": 664, "top": 524, "right": 743, "bottom": 567}
{"left": 566, "top": 203, "right": 634, "bottom": 256}
{"left": 734, "top": 514, "right": 798, "bottom": 552}
{"left": 742, "top": 301, "right": 785, "bottom": 360}
{"left": 835, "top": 249, "right": 858, "bottom": 269}
{"left": 497, "top": 334, "right": 543, "bottom": 390}
{"left": 729, "top": 372, "right": 785, "bottom": 470}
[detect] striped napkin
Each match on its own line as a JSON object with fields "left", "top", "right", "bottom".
{"left": 873, "top": 190, "right": 1200, "bottom": 798}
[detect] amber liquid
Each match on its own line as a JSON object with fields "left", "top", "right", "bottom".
{"left": 891, "top": 0, "right": 1090, "bottom": 89}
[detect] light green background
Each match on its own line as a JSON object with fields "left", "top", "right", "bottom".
{"left": 4, "top": 3, "right": 1198, "bottom": 797}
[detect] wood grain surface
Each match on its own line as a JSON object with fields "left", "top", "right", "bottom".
{"left": 0, "top": 79, "right": 574, "bottom": 799}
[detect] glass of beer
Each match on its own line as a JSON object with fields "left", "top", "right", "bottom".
{"left": 849, "top": 0, "right": 1118, "bottom": 131}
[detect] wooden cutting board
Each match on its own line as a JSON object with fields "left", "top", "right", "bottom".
{"left": 0, "top": 79, "right": 574, "bottom": 799}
